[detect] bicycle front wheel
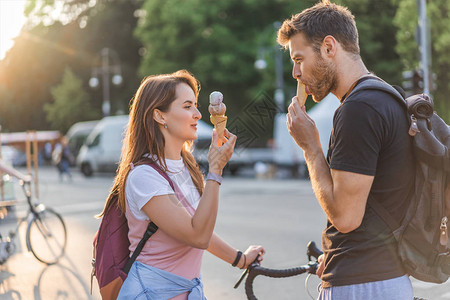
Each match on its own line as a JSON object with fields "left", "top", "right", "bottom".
{"left": 26, "top": 207, "right": 67, "bottom": 265}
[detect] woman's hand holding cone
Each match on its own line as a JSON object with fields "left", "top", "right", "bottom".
{"left": 208, "top": 128, "right": 236, "bottom": 174}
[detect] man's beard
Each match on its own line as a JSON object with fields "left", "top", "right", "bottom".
{"left": 307, "top": 54, "right": 338, "bottom": 103}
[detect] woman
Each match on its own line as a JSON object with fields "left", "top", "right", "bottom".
{"left": 103, "top": 70, "right": 265, "bottom": 299}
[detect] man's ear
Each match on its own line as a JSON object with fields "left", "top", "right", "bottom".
{"left": 322, "top": 35, "right": 337, "bottom": 57}
{"left": 153, "top": 109, "right": 165, "bottom": 126}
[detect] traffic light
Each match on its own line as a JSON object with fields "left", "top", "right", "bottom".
{"left": 402, "top": 69, "right": 425, "bottom": 96}
{"left": 413, "top": 69, "right": 424, "bottom": 93}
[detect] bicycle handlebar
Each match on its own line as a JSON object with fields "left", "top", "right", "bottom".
{"left": 0, "top": 160, "right": 32, "bottom": 183}
{"left": 235, "top": 241, "right": 323, "bottom": 300}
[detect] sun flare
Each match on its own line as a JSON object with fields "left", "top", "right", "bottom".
{"left": 0, "top": 0, "right": 27, "bottom": 60}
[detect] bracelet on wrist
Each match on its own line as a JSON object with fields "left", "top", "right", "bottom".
{"left": 206, "top": 172, "right": 222, "bottom": 185}
{"left": 232, "top": 250, "right": 242, "bottom": 267}
{"left": 240, "top": 254, "right": 247, "bottom": 269}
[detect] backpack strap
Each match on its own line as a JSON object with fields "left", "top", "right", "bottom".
{"left": 367, "top": 195, "right": 401, "bottom": 233}
{"left": 122, "top": 221, "right": 158, "bottom": 274}
{"left": 347, "top": 75, "right": 407, "bottom": 109}
{"left": 122, "top": 158, "right": 176, "bottom": 274}
{"left": 347, "top": 76, "right": 409, "bottom": 235}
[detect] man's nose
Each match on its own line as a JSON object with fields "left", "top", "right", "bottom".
{"left": 292, "top": 63, "right": 301, "bottom": 79}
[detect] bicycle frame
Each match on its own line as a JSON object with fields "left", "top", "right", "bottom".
{"left": 21, "top": 178, "right": 46, "bottom": 217}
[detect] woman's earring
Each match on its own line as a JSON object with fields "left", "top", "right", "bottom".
{"left": 164, "top": 123, "right": 168, "bottom": 129}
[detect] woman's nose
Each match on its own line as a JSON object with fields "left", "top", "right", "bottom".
{"left": 194, "top": 107, "right": 202, "bottom": 119}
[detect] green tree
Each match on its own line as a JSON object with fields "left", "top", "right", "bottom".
{"left": 340, "top": 0, "right": 402, "bottom": 84}
{"left": 0, "top": 21, "right": 76, "bottom": 131}
{"left": 45, "top": 67, "right": 99, "bottom": 133}
{"left": 0, "top": 83, "right": 14, "bottom": 130}
{"left": 24, "top": 0, "right": 92, "bottom": 27}
{"left": 77, "top": 0, "right": 144, "bottom": 114}
{"left": 394, "top": 0, "right": 450, "bottom": 122}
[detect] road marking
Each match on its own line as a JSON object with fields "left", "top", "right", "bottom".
{"left": 55, "top": 201, "right": 105, "bottom": 215}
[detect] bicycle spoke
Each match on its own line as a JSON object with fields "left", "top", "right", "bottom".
{"left": 33, "top": 218, "right": 62, "bottom": 257}
{"left": 26, "top": 208, "right": 67, "bottom": 265}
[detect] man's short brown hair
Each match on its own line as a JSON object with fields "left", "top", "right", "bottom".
{"left": 277, "top": 0, "right": 360, "bottom": 55}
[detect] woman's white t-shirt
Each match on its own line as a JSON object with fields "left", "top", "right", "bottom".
{"left": 125, "top": 157, "right": 200, "bottom": 220}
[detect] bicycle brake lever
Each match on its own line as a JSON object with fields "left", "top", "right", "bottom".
{"left": 233, "top": 254, "right": 260, "bottom": 289}
{"left": 233, "top": 268, "right": 249, "bottom": 289}
{"left": 306, "top": 241, "right": 322, "bottom": 261}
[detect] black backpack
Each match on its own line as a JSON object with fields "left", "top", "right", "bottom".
{"left": 349, "top": 77, "right": 450, "bottom": 283}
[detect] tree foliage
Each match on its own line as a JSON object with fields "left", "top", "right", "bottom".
{"left": 45, "top": 67, "right": 99, "bottom": 133}
{"left": 339, "top": 0, "right": 402, "bottom": 84}
{"left": 24, "top": 0, "right": 92, "bottom": 28}
{"left": 0, "top": 22, "right": 77, "bottom": 131}
{"left": 394, "top": 0, "right": 450, "bottom": 122}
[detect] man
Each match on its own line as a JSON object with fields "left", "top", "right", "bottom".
{"left": 277, "top": 1, "right": 415, "bottom": 299}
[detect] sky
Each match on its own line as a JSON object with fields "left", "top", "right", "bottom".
{"left": 0, "top": 0, "right": 27, "bottom": 60}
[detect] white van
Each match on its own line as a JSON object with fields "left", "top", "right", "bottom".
{"left": 77, "top": 115, "right": 129, "bottom": 176}
{"left": 66, "top": 120, "right": 99, "bottom": 159}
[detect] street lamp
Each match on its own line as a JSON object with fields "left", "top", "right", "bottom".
{"left": 89, "top": 48, "right": 123, "bottom": 117}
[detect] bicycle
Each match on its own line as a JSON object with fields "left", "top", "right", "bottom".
{"left": 0, "top": 161, "right": 67, "bottom": 265}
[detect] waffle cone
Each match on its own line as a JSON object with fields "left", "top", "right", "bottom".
{"left": 297, "top": 82, "right": 307, "bottom": 106}
{"left": 210, "top": 115, "right": 227, "bottom": 139}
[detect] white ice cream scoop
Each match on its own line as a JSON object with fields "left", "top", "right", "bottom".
{"left": 209, "top": 91, "right": 226, "bottom": 115}
{"left": 209, "top": 91, "right": 223, "bottom": 105}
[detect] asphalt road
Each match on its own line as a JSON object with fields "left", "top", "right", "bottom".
{"left": 0, "top": 166, "right": 448, "bottom": 300}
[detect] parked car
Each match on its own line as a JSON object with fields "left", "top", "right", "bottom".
{"left": 1, "top": 145, "right": 28, "bottom": 167}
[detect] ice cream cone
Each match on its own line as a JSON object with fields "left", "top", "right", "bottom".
{"left": 210, "top": 115, "right": 227, "bottom": 140}
{"left": 297, "top": 82, "right": 307, "bottom": 106}
{"left": 209, "top": 91, "right": 227, "bottom": 145}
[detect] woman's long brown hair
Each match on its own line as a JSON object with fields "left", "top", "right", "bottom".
{"left": 98, "top": 70, "right": 204, "bottom": 217}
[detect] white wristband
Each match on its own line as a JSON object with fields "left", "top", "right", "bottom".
{"left": 206, "top": 172, "right": 222, "bottom": 185}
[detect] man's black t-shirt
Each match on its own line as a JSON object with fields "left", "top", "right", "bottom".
{"left": 321, "top": 79, "right": 415, "bottom": 287}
